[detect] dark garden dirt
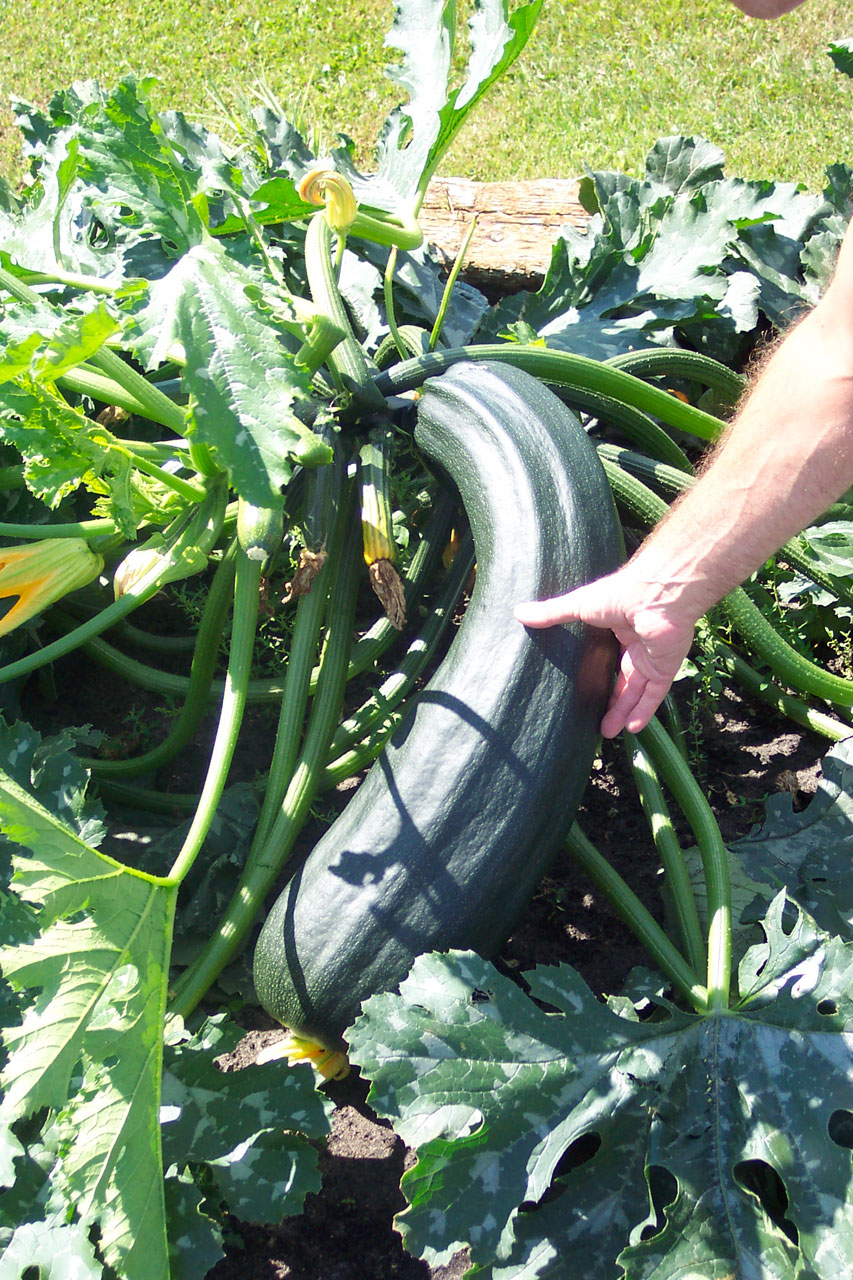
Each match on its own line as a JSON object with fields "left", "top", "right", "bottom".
{"left": 206, "top": 682, "right": 829, "bottom": 1280}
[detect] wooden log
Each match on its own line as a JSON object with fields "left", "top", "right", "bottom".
{"left": 420, "top": 175, "right": 591, "bottom": 295}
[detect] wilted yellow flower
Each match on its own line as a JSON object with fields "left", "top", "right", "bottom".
{"left": 112, "top": 544, "right": 168, "bottom": 600}
{"left": 298, "top": 167, "right": 358, "bottom": 236}
{"left": 0, "top": 538, "right": 104, "bottom": 638}
{"left": 255, "top": 1031, "right": 349, "bottom": 1081}
{"left": 112, "top": 539, "right": 209, "bottom": 600}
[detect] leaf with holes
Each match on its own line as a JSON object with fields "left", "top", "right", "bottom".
{"left": 348, "top": 897, "right": 853, "bottom": 1279}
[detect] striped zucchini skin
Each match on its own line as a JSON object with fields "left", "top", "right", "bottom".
{"left": 254, "top": 361, "right": 624, "bottom": 1050}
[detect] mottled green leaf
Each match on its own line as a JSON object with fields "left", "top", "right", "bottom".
{"left": 350, "top": 914, "right": 853, "bottom": 1280}
{"left": 69, "top": 77, "right": 205, "bottom": 254}
{"left": 643, "top": 135, "right": 726, "bottom": 193}
{"left": 374, "top": 0, "right": 542, "bottom": 205}
{"left": 724, "top": 736, "right": 853, "bottom": 944}
{"left": 0, "top": 1220, "right": 102, "bottom": 1278}
{"left": 794, "top": 521, "right": 853, "bottom": 581}
{"left": 163, "top": 1169, "right": 224, "bottom": 1280}
{"left": 478, "top": 140, "right": 829, "bottom": 362}
{"left": 161, "top": 1015, "right": 331, "bottom": 1224}
{"left": 0, "top": 721, "right": 105, "bottom": 849}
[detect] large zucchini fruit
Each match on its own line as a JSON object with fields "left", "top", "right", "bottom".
{"left": 253, "top": 361, "right": 624, "bottom": 1050}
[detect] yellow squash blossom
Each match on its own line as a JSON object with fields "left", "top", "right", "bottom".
{"left": 298, "top": 167, "right": 358, "bottom": 236}
{"left": 0, "top": 538, "right": 104, "bottom": 638}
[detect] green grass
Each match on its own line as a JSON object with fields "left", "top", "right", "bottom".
{"left": 0, "top": 0, "right": 851, "bottom": 192}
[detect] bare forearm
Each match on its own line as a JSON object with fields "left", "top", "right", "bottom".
{"left": 627, "top": 303, "right": 853, "bottom": 624}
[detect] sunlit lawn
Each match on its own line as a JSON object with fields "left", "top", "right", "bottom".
{"left": 1, "top": 0, "right": 850, "bottom": 191}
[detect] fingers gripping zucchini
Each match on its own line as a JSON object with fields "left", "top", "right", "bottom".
{"left": 254, "top": 362, "right": 624, "bottom": 1050}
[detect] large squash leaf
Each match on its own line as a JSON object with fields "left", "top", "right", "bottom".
{"left": 0, "top": 720, "right": 333, "bottom": 1280}
{"left": 373, "top": 0, "right": 543, "bottom": 206}
{"left": 127, "top": 236, "right": 331, "bottom": 505}
{"left": 349, "top": 898, "right": 853, "bottom": 1279}
{"left": 0, "top": 759, "right": 177, "bottom": 1278}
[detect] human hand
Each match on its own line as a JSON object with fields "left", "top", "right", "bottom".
{"left": 513, "top": 572, "right": 697, "bottom": 737}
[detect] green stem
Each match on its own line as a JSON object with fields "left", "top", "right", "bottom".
{"left": 320, "top": 710, "right": 405, "bottom": 789}
{"left": 295, "top": 314, "right": 346, "bottom": 376}
{"left": 88, "top": 347, "right": 190, "bottom": 436}
{"left": 319, "top": 537, "right": 475, "bottom": 788}
{"left": 383, "top": 246, "right": 409, "bottom": 362}
{"left": 701, "top": 631, "right": 853, "bottom": 740}
{"left": 169, "top": 494, "right": 363, "bottom": 1015}
{"left": 605, "top": 348, "right": 746, "bottom": 404}
{"left": 57, "top": 365, "right": 178, "bottom": 425}
{"left": 81, "top": 543, "right": 238, "bottom": 778}
{"left": 565, "top": 823, "right": 708, "bottom": 1012}
{"left": 46, "top": 616, "right": 283, "bottom": 701}
{"left": 638, "top": 717, "right": 732, "bottom": 1011}
{"left": 722, "top": 586, "right": 853, "bottom": 709}
{"left": 0, "top": 580, "right": 165, "bottom": 687}
{"left": 14, "top": 268, "right": 118, "bottom": 295}
{"left": 109, "top": 619, "right": 198, "bottom": 654}
{"left": 96, "top": 778, "right": 199, "bottom": 815}
{"left": 574, "top": 391, "right": 693, "bottom": 471}
{"left": 350, "top": 208, "right": 423, "bottom": 251}
{"left": 251, "top": 455, "right": 349, "bottom": 854}
{"left": 624, "top": 731, "right": 706, "bottom": 978}
{"left": 107, "top": 441, "right": 206, "bottom": 504}
{"left": 658, "top": 691, "right": 689, "bottom": 762}
{"left": 49, "top": 491, "right": 456, "bottom": 705}
{"left": 324, "top": 530, "right": 475, "bottom": 762}
{"left": 598, "top": 443, "right": 853, "bottom": 602}
{"left": 310, "top": 486, "right": 457, "bottom": 693}
{"left": 304, "top": 212, "right": 385, "bottom": 410}
{"left": 374, "top": 344, "right": 725, "bottom": 442}
{"left": 167, "top": 549, "right": 262, "bottom": 882}
{"left": 429, "top": 215, "right": 478, "bottom": 351}
{"left": 0, "top": 518, "right": 119, "bottom": 539}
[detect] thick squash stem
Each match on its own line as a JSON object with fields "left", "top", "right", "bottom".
{"left": 81, "top": 542, "right": 239, "bottom": 780}
{"left": 167, "top": 548, "right": 263, "bottom": 883}
{"left": 168, "top": 493, "right": 362, "bottom": 1018}
{"left": 637, "top": 717, "right": 732, "bottom": 1012}
{"left": 374, "top": 344, "right": 725, "bottom": 443}
{"left": 565, "top": 823, "right": 709, "bottom": 1014}
{"left": 624, "top": 731, "right": 707, "bottom": 980}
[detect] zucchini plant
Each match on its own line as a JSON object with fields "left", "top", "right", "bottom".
{"left": 0, "top": 1, "right": 852, "bottom": 1278}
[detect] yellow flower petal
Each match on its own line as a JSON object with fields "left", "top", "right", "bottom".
{"left": 299, "top": 167, "right": 358, "bottom": 236}
{"left": 0, "top": 539, "right": 103, "bottom": 638}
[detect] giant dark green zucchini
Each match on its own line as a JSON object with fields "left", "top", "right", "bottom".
{"left": 253, "top": 361, "right": 624, "bottom": 1050}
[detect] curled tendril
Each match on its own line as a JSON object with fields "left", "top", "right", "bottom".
{"left": 298, "top": 167, "right": 358, "bottom": 236}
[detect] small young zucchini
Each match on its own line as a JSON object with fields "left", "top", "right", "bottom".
{"left": 254, "top": 361, "right": 624, "bottom": 1050}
